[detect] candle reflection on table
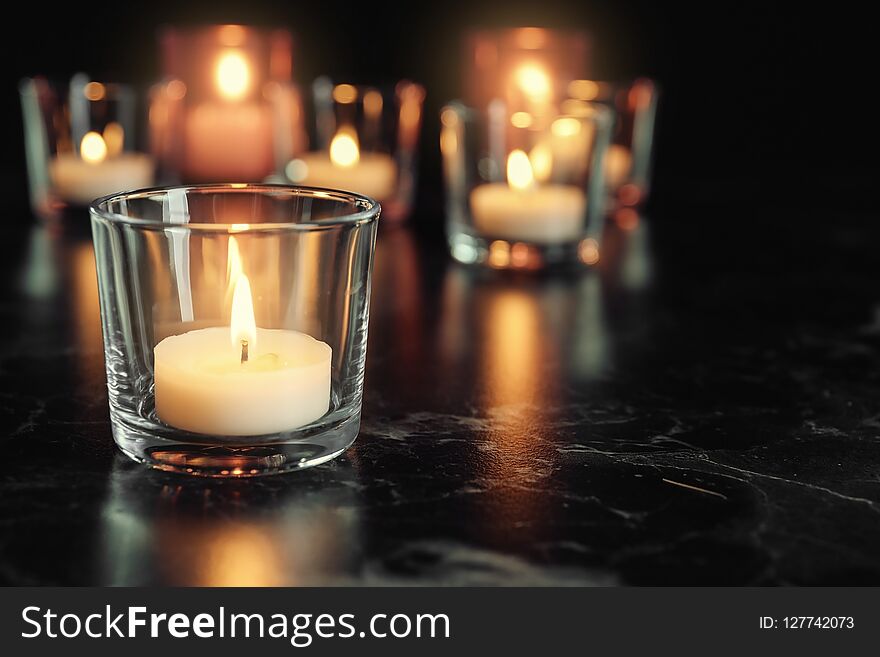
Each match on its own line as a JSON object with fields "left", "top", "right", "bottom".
{"left": 99, "top": 459, "right": 362, "bottom": 586}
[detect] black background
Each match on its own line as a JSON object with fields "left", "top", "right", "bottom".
{"left": 1, "top": 0, "right": 876, "bottom": 227}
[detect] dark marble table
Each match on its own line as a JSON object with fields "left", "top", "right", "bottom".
{"left": 2, "top": 201, "right": 879, "bottom": 586}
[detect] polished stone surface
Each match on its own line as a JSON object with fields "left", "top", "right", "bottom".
{"left": 2, "top": 205, "right": 879, "bottom": 586}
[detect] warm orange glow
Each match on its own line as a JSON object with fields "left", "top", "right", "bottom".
{"left": 440, "top": 128, "right": 457, "bottom": 156}
{"left": 84, "top": 81, "right": 106, "bottom": 101}
{"left": 488, "top": 240, "right": 511, "bottom": 268}
{"left": 332, "top": 83, "right": 358, "bottom": 104}
{"left": 80, "top": 131, "right": 107, "bottom": 164}
{"left": 218, "top": 24, "right": 247, "bottom": 47}
{"left": 515, "top": 64, "right": 552, "bottom": 101}
{"left": 507, "top": 149, "right": 535, "bottom": 191}
{"left": 398, "top": 84, "right": 424, "bottom": 142}
{"left": 329, "top": 129, "right": 360, "bottom": 168}
{"left": 167, "top": 79, "right": 187, "bottom": 100}
{"left": 103, "top": 122, "right": 124, "bottom": 157}
{"left": 510, "top": 242, "right": 531, "bottom": 268}
{"left": 528, "top": 142, "right": 553, "bottom": 182}
{"left": 568, "top": 79, "right": 600, "bottom": 100}
{"left": 615, "top": 208, "right": 639, "bottom": 231}
{"left": 230, "top": 273, "right": 257, "bottom": 352}
{"left": 579, "top": 238, "right": 600, "bottom": 265}
{"left": 215, "top": 50, "right": 250, "bottom": 100}
{"left": 551, "top": 117, "right": 581, "bottom": 137}
{"left": 561, "top": 99, "right": 591, "bottom": 117}
{"left": 510, "top": 111, "right": 533, "bottom": 128}
{"left": 363, "top": 89, "right": 383, "bottom": 118}
{"left": 515, "top": 27, "right": 548, "bottom": 49}
{"left": 199, "top": 525, "right": 283, "bottom": 586}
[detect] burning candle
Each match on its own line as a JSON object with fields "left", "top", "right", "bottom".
{"left": 286, "top": 128, "right": 397, "bottom": 201}
{"left": 182, "top": 49, "right": 274, "bottom": 181}
{"left": 50, "top": 129, "right": 154, "bottom": 205}
{"left": 153, "top": 240, "right": 332, "bottom": 436}
{"left": 470, "top": 149, "right": 586, "bottom": 244}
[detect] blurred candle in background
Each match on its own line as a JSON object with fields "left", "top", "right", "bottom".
{"left": 21, "top": 76, "right": 155, "bottom": 219}
{"left": 283, "top": 80, "right": 424, "bottom": 222}
{"left": 288, "top": 126, "right": 397, "bottom": 200}
{"left": 470, "top": 149, "right": 586, "bottom": 245}
{"left": 464, "top": 28, "right": 591, "bottom": 110}
{"left": 152, "top": 25, "right": 303, "bottom": 183}
{"left": 51, "top": 128, "right": 153, "bottom": 205}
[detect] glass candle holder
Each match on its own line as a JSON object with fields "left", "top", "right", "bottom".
{"left": 90, "top": 184, "right": 380, "bottom": 476}
{"left": 20, "top": 75, "right": 155, "bottom": 223}
{"left": 151, "top": 25, "right": 302, "bottom": 183}
{"left": 441, "top": 99, "right": 613, "bottom": 269}
{"left": 280, "top": 79, "right": 425, "bottom": 223}
{"left": 463, "top": 28, "right": 591, "bottom": 110}
{"left": 566, "top": 78, "right": 659, "bottom": 211}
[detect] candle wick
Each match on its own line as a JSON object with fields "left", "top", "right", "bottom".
{"left": 240, "top": 339, "right": 249, "bottom": 364}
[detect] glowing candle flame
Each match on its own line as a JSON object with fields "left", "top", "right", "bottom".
{"left": 230, "top": 273, "right": 257, "bottom": 354}
{"left": 80, "top": 131, "right": 108, "bottom": 164}
{"left": 329, "top": 129, "right": 360, "bottom": 168}
{"left": 216, "top": 50, "right": 250, "bottom": 100}
{"left": 515, "top": 64, "right": 551, "bottom": 101}
{"left": 507, "top": 149, "right": 535, "bottom": 191}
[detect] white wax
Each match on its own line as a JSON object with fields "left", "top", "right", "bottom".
{"left": 184, "top": 102, "right": 274, "bottom": 181}
{"left": 154, "top": 327, "right": 332, "bottom": 436}
{"left": 292, "top": 152, "right": 397, "bottom": 200}
{"left": 50, "top": 153, "right": 154, "bottom": 205}
{"left": 470, "top": 183, "right": 586, "bottom": 244}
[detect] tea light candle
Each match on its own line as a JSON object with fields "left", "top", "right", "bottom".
{"left": 154, "top": 274, "right": 332, "bottom": 436}
{"left": 50, "top": 131, "right": 154, "bottom": 205}
{"left": 471, "top": 150, "right": 586, "bottom": 244}
{"left": 287, "top": 129, "right": 397, "bottom": 200}
{"left": 181, "top": 50, "right": 274, "bottom": 181}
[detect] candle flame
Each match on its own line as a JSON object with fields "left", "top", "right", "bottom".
{"left": 216, "top": 50, "right": 250, "bottom": 100}
{"left": 230, "top": 273, "right": 257, "bottom": 354}
{"left": 329, "top": 129, "right": 360, "bottom": 168}
{"left": 80, "top": 131, "right": 107, "bottom": 164}
{"left": 515, "top": 64, "right": 551, "bottom": 101}
{"left": 507, "top": 149, "right": 535, "bottom": 191}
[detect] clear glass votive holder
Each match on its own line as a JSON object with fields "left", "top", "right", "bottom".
{"left": 90, "top": 184, "right": 380, "bottom": 476}
{"left": 441, "top": 99, "right": 613, "bottom": 270}
{"left": 20, "top": 75, "right": 155, "bottom": 223}
{"left": 280, "top": 78, "right": 425, "bottom": 223}
{"left": 151, "top": 25, "right": 301, "bottom": 184}
{"left": 565, "top": 78, "right": 659, "bottom": 211}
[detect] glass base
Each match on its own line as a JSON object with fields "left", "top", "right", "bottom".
{"left": 448, "top": 230, "right": 601, "bottom": 270}
{"left": 110, "top": 411, "right": 360, "bottom": 477}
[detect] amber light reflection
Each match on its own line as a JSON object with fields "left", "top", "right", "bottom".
{"left": 481, "top": 288, "right": 546, "bottom": 409}
{"left": 68, "top": 241, "right": 103, "bottom": 385}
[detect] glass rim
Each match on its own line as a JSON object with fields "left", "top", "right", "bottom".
{"left": 442, "top": 98, "right": 615, "bottom": 127}
{"left": 89, "top": 183, "right": 382, "bottom": 232}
